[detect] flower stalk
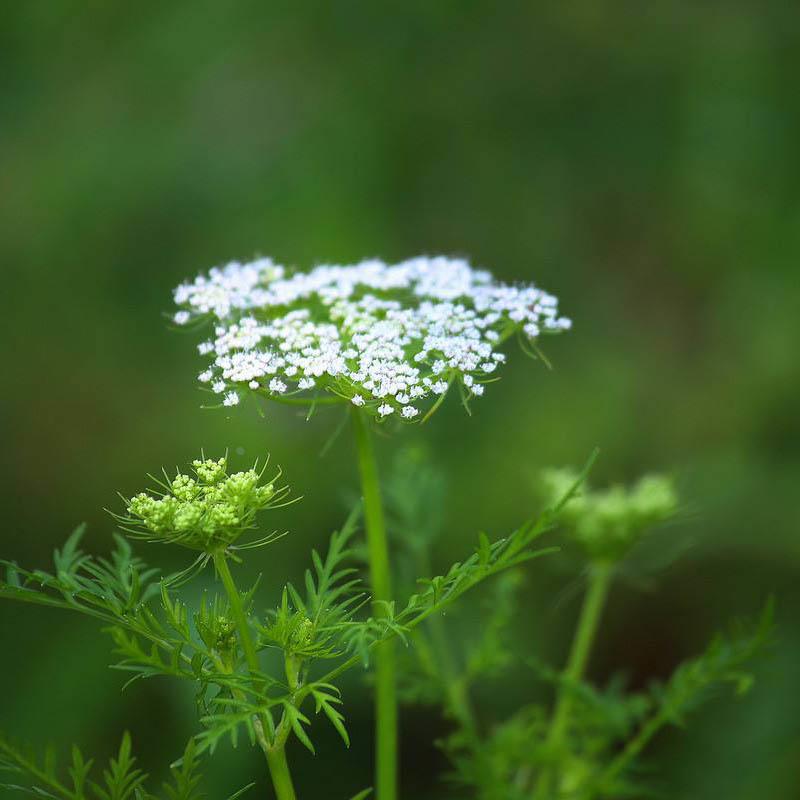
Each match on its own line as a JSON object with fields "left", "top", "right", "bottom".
{"left": 535, "top": 560, "right": 613, "bottom": 798}
{"left": 351, "top": 408, "right": 397, "bottom": 800}
{"left": 213, "top": 551, "right": 298, "bottom": 800}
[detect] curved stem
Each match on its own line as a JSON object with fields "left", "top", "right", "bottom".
{"left": 214, "top": 552, "right": 298, "bottom": 800}
{"left": 534, "top": 561, "right": 612, "bottom": 799}
{"left": 350, "top": 409, "right": 397, "bottom": 800}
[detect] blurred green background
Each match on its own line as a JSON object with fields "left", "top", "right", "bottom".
{"left": 2, "top": 2, "right": 799, "bottom": 798}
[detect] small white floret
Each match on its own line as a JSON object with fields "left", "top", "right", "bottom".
{"left": 401, "top": 406, "right": 419, "bottom": 418}
{"left": 174, "top": 311, "right": 190, "bottom": 325}
{"left": 269, "top": 378, "right": 287, "bottom": 394}
{"left": 524, "top": 323, "right": 540, "bottom": 338}
{"left": 377, "top": 403, "right": 394, "bottom": 416}
{"left": 223, "top": 391, "right": 239, "bottom": 406}
{"left": 212, "top": 380, "right": 226, "bottom": 394}
{"left": 351, "top": 394, "right": 365, "bottom": 407}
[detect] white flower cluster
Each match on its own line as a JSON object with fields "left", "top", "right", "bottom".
{"left": 173, "top": 256, "right": 571, "bottom": 421}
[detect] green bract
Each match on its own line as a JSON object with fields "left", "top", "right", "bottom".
{"left": 542, "top": 469, "right": 678, "bottom": 561}
{"left": 116, "top": 456, "right": 289, "bottom": 553}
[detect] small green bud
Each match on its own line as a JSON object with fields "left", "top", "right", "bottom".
{"left": 221, "top": 470, "right": 260, "bottom": 505}
{"left": 542, "top": 469, "right": 678, "bottom": 561}
{"left": 173, "top": 501, "right": 203, "bottom": 531}
{"left": 196, "top": 606, "right": 238, "bottom": 654}
{"left": 119, "top": 453, "right": 289, "bottom": 553}
{"left": 256, "top": 482, "right": 275, "bottom": 503}
{"left": 208, "top": 503, "right": 240, "bottom": 528}
{"left": 192, "top": 457, "right": 227, "bottom": 485}
{"left": 171, "top": 474, "right": 198, "bottom": 501}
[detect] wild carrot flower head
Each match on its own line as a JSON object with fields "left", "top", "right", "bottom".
{"left": 542, "top": 470, "right": 678, "bottom": 561}
{"left": 116, "top": 455, "right": 290, "bottom": 553}
{"left": 173, "top": 255, "right": 571, "bottom": 421}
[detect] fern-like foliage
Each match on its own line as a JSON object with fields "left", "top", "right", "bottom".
{"left": 0, "top": 733, "right": 252, "bottom": 800}
{"left": 589, "top": 599, "right": 774, "bottom": 798}
{"left": 0, "top": 528, "right": 270, "bottom": 750}
{"left": 0, "top": 528, "right": 206, "bottom": 685}
{"left": 0, "top": 526, "right": 159, "bottom": 625}
{"left": 408, "top": 592, "right": 773, "bottom": 800}
{"left": 0, "top": 456, "right": 585, "bottom": 783}
{"left": 194, "top": 461, "right": 579, "bottom": 757}
{"left": 380, "top": 450, "right": 774, "bottom": 800}
{"left": 259, "top": 508, "right": 366, "bottom": 662}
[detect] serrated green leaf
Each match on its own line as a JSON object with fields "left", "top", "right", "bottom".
{"left": 283, "top": 705, "right": 315, "bottom": 754}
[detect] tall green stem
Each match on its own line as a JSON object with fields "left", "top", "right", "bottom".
{"left": 265, "top": 748, "right": 297, "bottom": 800}
{"left": 214, "top": 552, "right": 298, "bottom": 800}
{"left": 350, "top": 409, "right": 397, "bottom": 800}
{"left": 535, "top": 561, "right": 613, "bottom": 799}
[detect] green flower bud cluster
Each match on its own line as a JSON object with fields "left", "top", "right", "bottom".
{"left": 119, "top": 455, "right": 285, "bottom": 552}
{"left": 542, "top": 469, "right": 678, "bottom": 561}
{"left": 261, "top": 597, "right": 323, "bottom": 659}
{"left": 196, "top": 610, "right": 238, "bottom": 655}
